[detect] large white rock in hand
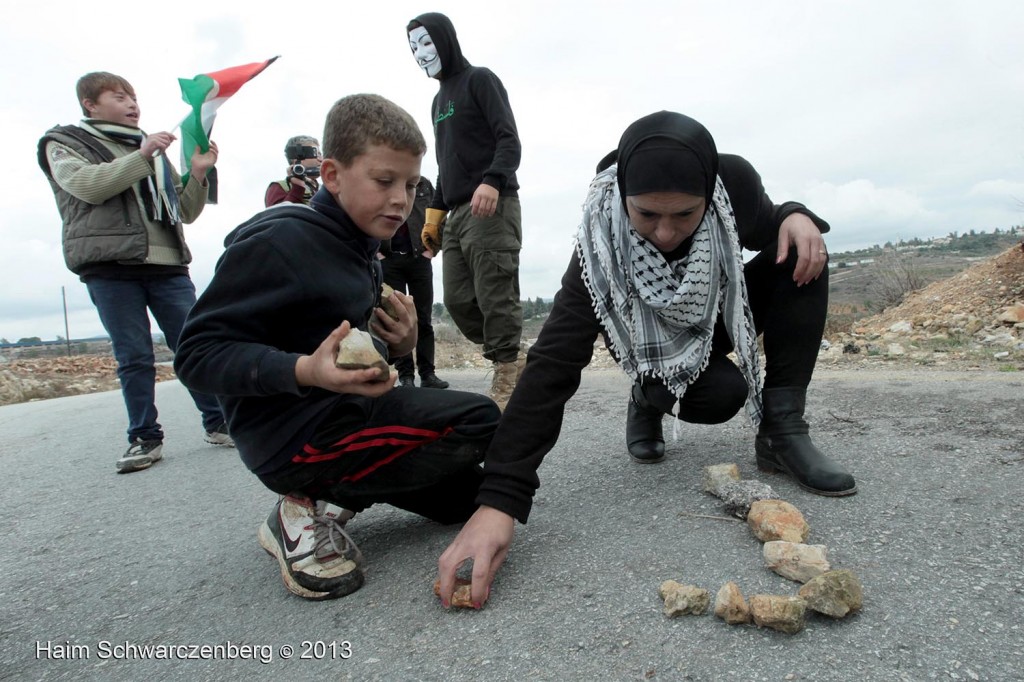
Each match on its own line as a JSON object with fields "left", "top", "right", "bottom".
{"left": 335, "top": 328, "right": 390, "bottom": 382}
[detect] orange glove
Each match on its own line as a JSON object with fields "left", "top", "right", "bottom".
{"left": 421, "top": 208, "right": 448, "bottom": 253}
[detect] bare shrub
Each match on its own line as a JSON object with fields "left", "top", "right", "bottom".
{"left": 433, "top": 322, "right": 467, "bottom": 345}
{"left": 867, "top": 250, "right": 925, "bottom": 312}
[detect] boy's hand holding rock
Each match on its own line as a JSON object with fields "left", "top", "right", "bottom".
{"left": 295, "top": 321, "right": 395, "bottom": 396}
{"left": 371, "top": 287, "right": 417, "bottom": 357}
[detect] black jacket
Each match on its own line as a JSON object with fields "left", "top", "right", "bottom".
{"left": 411, "top": 12, "right": 521, "bottom": 209}
{"left": 174, "top": 188, "right": 387, "bottom": 475}
{"left": 381, "top": 177, "right": 434, "bottom": 257}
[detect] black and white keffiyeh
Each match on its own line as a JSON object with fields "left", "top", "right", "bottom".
{"left": 576, "top": 164, "right": 763, "bottom": 425}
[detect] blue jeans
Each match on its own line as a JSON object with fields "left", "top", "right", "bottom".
{"left": 86, "top": 275, "right": 225, "bottom": 443}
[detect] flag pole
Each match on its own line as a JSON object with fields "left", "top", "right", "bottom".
{"left": 145, "top": 123, "right": 182, "bottom": 159}
{"left": 61, "top": 286, "right": 71, "bottom": 356}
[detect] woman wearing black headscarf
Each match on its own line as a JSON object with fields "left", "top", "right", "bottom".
{"left": 435, "top": 111, "right": 854, "bottom": 609}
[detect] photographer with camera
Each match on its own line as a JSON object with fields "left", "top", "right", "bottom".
{"left": 264, "top": 135, "right": 322, "bottom": 207}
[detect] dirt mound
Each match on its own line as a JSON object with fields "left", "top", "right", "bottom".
{"left": 824, "top": 244, "right": 1024, "bottom": 367}
{"left": 855, "top": 244, "right": 1024, "bottom": 334}
{"left": 0, "top": 356, "right": 176, "bottom": 406}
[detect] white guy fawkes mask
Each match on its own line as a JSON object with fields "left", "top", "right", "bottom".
{"left": 409, "top": 26, "right": 442, "bottom": 78}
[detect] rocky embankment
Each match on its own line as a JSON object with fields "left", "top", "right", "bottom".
{"left": 822, "top": 244, "right": 1024, "bottom": 368}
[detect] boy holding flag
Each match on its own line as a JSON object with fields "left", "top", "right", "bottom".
{"left": 37, "top": 71, "right": 233, "bottom": 474}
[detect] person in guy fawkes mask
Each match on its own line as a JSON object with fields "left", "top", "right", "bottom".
{"left": 406, "top": 12, "right": 525, "bottom": 411}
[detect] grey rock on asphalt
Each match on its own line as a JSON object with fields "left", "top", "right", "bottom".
{"left": 1, "top": 367, "right": 1022, "bottom": 681}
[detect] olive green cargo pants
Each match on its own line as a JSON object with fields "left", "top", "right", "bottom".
{"left": 440, "top": 197, "right": 523, "bottom": 363}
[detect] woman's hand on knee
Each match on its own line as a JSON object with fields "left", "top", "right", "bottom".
{"left": 777, "top": 213, "right": 827, "bottom": 286}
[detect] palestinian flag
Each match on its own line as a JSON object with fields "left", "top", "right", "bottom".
{"left": 178, "top": 56, "right": 278, "bottom": 202}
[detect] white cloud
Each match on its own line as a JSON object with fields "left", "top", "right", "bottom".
{"left": 968, "top": 179, "right": 1024, "bottom": 201}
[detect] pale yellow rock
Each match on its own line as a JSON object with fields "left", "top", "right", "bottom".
{"left": 335, "top": 328, "right": 390, "bottom": 382}
{"left": 798, "top": 569, "right": 864, "bottom": 618}
{"left": 714, "top": 581, "right": 751, "bottom": 624}
{"left": 380, "top": 283, "right": 400, "bottom": 320}
{"left": 749, "top": 594, "right": 807, "bottom": 634}
{"left": 702, "top": 463, "right": 741, "bottom": 495}
{"left": 763, "top": 541, "right": 830, "bottom": 583}
{"left": 659, "top": 580, "right": 710, "bottom": 618}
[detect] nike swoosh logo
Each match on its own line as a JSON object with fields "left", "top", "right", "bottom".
{"left": 282, "top": 512, "right": 302, "bottom": 553}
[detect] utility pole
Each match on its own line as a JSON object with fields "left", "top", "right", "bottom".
{"left": 61, "top": 286, "right": 71, "bottom": 356}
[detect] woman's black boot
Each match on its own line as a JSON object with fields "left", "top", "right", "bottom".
{"left": 626, "top": 383, "right": 665, "bottom": 463}
{"left": 755, "top": 387, "right": 856, "bottom": 496}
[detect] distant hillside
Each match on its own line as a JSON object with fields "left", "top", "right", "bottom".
{"left": 830, "top": 226, "right": 1022, "bottom": 263}
{"left": 828, "top": 228, "right": 1022, "bottom": 312}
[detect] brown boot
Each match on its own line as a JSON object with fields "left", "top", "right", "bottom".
{"left": 489, "top": 358, "right": 522, "bottom": 411}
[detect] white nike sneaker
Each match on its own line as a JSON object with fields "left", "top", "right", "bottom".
{"left": 204, "top": 423, "right": 236, "bottom": 447}
{"left": 257, "top": 494, "right": 364, "bottom": 600}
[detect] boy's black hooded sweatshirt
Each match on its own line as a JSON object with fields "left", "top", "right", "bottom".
{"left": 410, "top": 12, "right": 521, "bottom": 209}
{"left": 174, "top": 188, "right": 387, "bottom": 476}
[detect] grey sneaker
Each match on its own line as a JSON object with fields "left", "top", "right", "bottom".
{"left": 117, "top": 439, "right": 163, "bottom": 474}
{"left": 257, "top": 495, "right": 365, "bottom": 600}
{"left": 204, "top": 423, "right": 235, "bottom": 447}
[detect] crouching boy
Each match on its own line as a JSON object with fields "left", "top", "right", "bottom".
{"left": 175, "top": 94, "right": 500, "bottom": 601}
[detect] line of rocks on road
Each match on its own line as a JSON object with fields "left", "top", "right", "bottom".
{"left": 657, "top": 464, "right": 863, "bottom": 635}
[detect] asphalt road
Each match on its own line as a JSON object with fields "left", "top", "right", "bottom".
{"left": 1, "top": 367, "right": 1022, "bottom": 681}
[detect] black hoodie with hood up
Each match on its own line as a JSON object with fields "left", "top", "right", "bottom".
{"left": 409, "top": 12, "right": 521, "bottom": 209}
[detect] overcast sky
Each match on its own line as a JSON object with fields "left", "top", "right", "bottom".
{"left": 2, "top": 0, "right": 1022, "bottom": 341}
